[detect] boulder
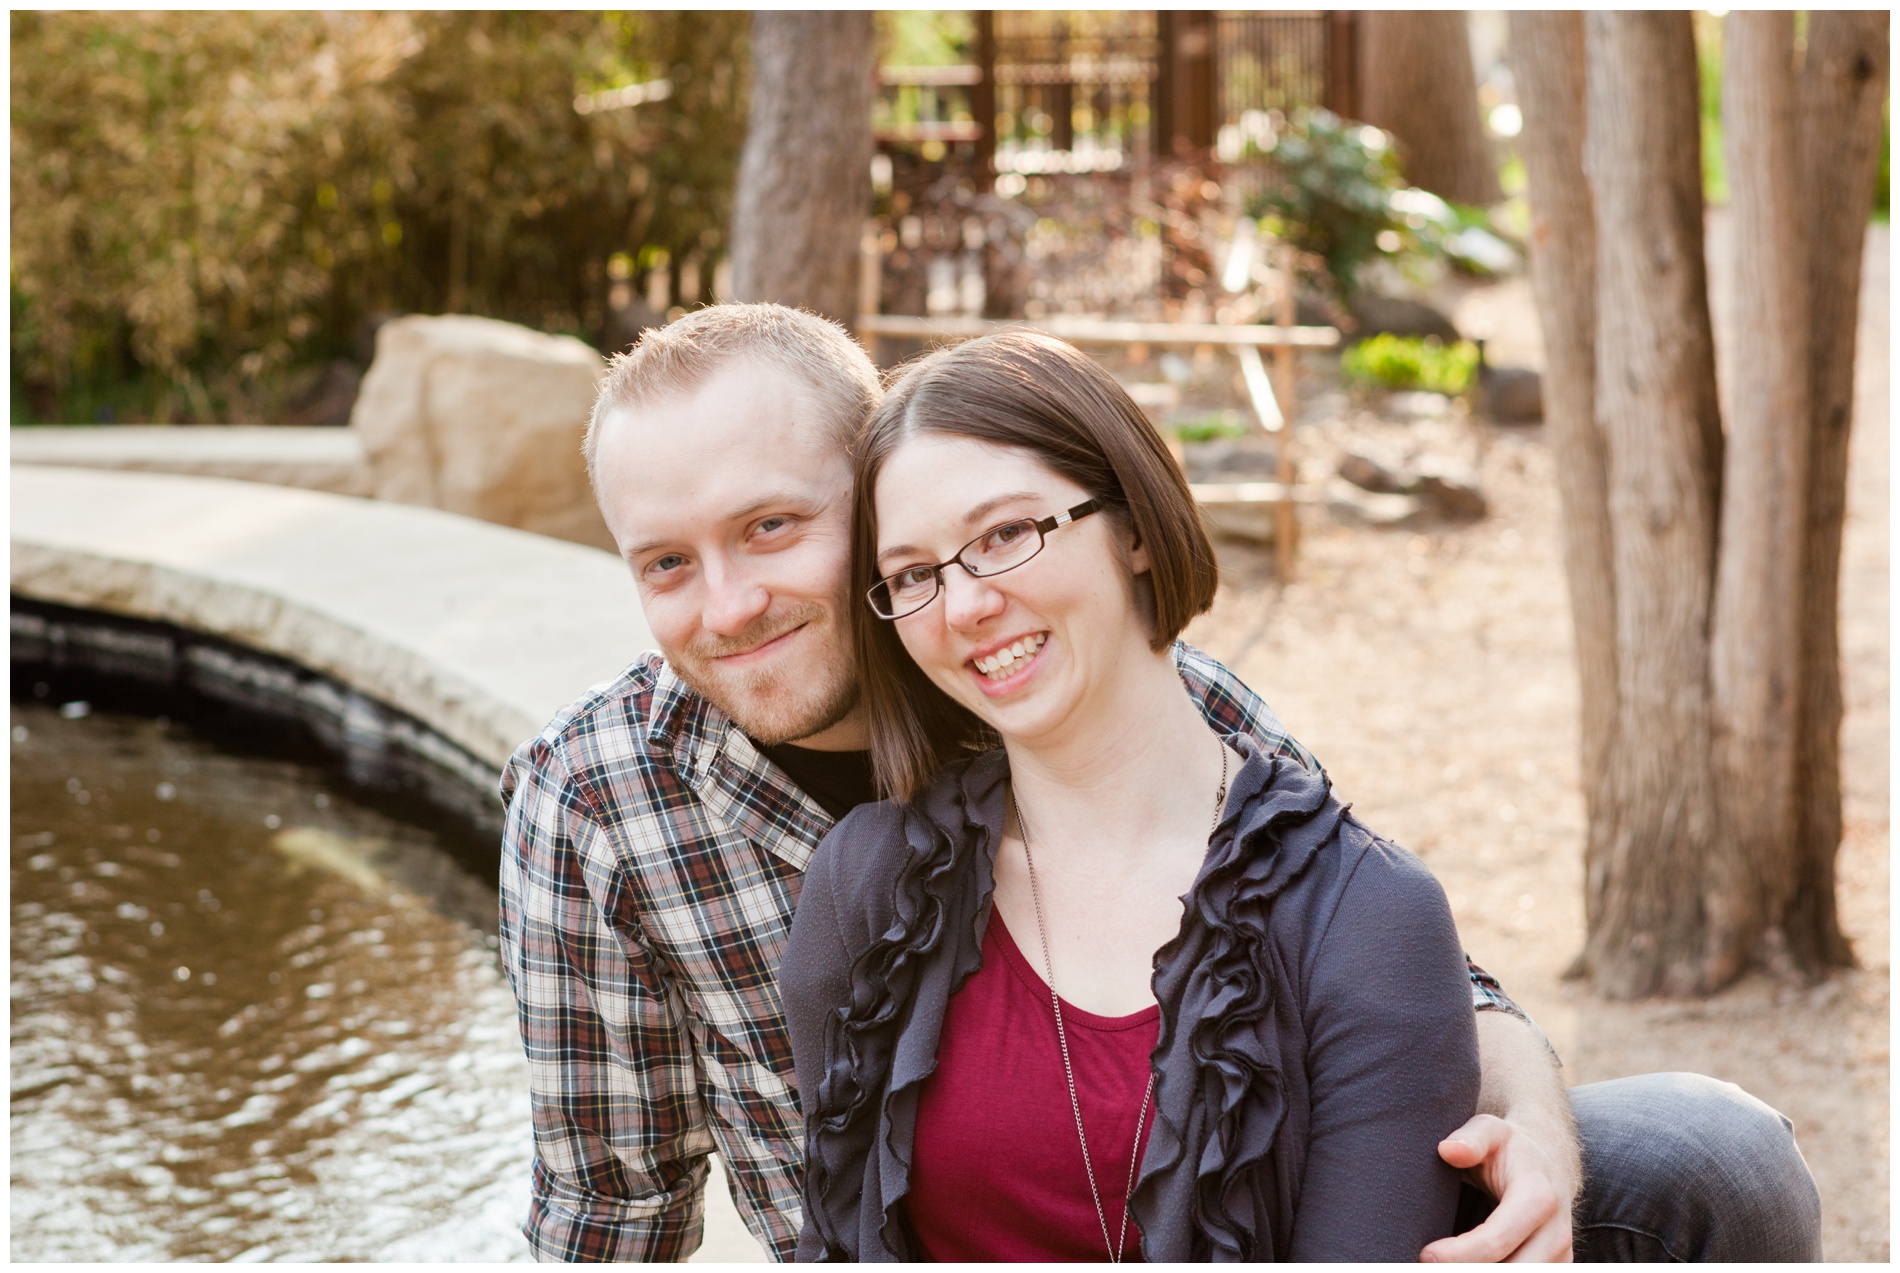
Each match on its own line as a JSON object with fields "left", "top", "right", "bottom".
{"left": 350, "top": 315, "right": 611, "bottom": 550}
{"left": 1346, "top": 293, "right": 1464, "bottom": 343}
{"left": 1337, "top": 449, "right": 1487, "bottom": 521}
{"left": 1337, "top": 451, "right": 1411, "bottom": 495}
{"left": 1325, "top": 482, "right": 1430, "bottom": 531}
{"left": 1479, "top": 364, "right": 1545, "bottom": 424}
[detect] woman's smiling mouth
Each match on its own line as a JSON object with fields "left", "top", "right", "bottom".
{"left": 969, "top": 632, "right": 1047, "bottom": 684}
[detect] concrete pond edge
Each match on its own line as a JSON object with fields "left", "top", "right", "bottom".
{"left": 10, "top": 466, "right": 656, "bottom": 775}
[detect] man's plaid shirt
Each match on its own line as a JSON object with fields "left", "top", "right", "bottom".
{"left": 497, "top": 641, "right": 1524, "bottom": 1262}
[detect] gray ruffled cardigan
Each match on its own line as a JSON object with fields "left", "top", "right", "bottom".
{"left": 779, "top": 738, "right": 1479, "bottom": 1262}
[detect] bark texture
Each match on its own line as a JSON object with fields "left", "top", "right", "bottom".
{"left": 729, "top": 11, "right": 875, "bottom": 325}
{"left": 1579, "top": 12, "right": 1724, "bottom": 997}
{"left": 1704, "top": 12, "right": 1812, "bottom": 983}
{"left": 1508, "top": 12, "right": 1616, "bottom": 841}
{"left": 1358, "top": 12, "right": 1502, "bottom": 205}
{"left": 1785, "top": 10, "right": 1889, "bottom": 972}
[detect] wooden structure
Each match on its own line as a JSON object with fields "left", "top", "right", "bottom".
{"left": 873, "top": 11, "right": 1361, "bottom": 178}
{"left": 857, "top": 304, "right": 1338, "bottom": 581}
{"left": 865, "top": 12, "right": 1358, "bottom": 580}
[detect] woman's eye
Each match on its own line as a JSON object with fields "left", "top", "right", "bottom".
{"left": 755, "top": 516, "right": 790, "bottom": 536}
{"left": 982, "top": 521, "right": 1029, "bottom": 551}
{"left": 891, "top": 566, "right": 937, "bottom": 593}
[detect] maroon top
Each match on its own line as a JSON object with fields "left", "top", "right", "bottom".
{"left": 905, "top": 913, "right": 1161, "bottom": 1262}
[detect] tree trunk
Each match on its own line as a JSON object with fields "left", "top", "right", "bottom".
{"left": 1578, "top": 12, "right": 1725, "bottom": 998}
{"left": 729, "top": 11, "right": 875, "bottom": 325}
{"left": 1705, "top": 12, "right": 1812, "bottom": 984}
{"left": 1785, "top": 10, "right": 1889, "bottom": 973}
{"left": 1508, "top": 12, "right": 1617, "bottom": 853}
{"left": 1358, "top": 11, "right": 1502, "bottom": 205}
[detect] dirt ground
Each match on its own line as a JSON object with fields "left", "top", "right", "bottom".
{"left": 1184, "top": 225, "right": 1890, "bottom": 1260}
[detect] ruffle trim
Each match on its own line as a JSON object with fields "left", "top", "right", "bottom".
{"left": 1135, "top": 739, "right": 1344, "bottom": 1261}
{"left": 804, "top": 750, "right": 1008, "bottom": 1260}
{"left": 804, "top": 738, "right": 1344, "bottom": 1262}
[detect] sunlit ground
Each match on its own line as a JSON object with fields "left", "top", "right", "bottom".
{"left": 1186, "top": 224, "right": 1889, "bottom": 1260}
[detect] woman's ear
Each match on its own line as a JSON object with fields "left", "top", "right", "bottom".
{"left": 1126, "top": 522, "right": 1152, "bottom": 577}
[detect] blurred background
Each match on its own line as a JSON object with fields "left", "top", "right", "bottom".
{"left": 10, "top": 9, "right": 1891, "bottom": 1263}
{"left": 10, "top": 9, "right": 1727, "bottom": 426}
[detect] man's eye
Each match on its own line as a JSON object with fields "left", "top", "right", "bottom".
{"left": 646, "top": 554, "right": 688, "bottom": 576}
{"left": 756, "top": 516, "right": 790, "bottom": 535}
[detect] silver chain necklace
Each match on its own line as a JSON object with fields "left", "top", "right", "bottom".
{"left": 1012, "top": 743, "right": 1230, "bottom": 1263}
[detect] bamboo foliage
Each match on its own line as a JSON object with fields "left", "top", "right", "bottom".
{"left": 10, "top": 11, "right": 750, "bottom": 422}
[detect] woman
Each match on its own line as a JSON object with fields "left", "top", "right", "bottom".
{"left": 780, "top": 331, "right": 1478, "bottom": 1262}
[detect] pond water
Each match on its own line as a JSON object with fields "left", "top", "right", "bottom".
{"left": 9, "top": 698, "right": 532, "bottom": 1261}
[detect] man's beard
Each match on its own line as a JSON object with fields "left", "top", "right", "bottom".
{"left": 668, "top": 601, "right": 861, "bottom": 746}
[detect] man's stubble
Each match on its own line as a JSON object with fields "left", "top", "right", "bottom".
{"left": 669, "top": 599, "right": 861, "bottom": 746}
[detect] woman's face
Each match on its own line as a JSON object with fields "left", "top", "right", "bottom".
{"left": 872, "top": 432, "right": 1153, "bottom": 746}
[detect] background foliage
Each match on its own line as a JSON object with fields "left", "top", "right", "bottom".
{"left": 10, "top": 11, "right": 749, "bottom": 423}
{"left": 1240, "top": 109, "right": 1516, "bottom": 298}
{"left": 1340, "top": 333, "right": 1480, "bottom": 396}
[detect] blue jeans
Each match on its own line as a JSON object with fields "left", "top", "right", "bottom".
{"left": 1570, "top": 1072, "right": 1823, "bottom": 1261}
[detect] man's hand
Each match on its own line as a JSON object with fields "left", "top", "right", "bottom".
{"left": 1421, "top": 1010, "right": 1582, "bottom": 1262}
{"left": 1420, "top": 1113, "right": 1575, "bottom": 1262}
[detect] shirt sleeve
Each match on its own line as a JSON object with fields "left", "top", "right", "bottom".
{"left": 498, "top": 738, "right": 718, "bottom": 1262}
{"left": 777, "top": 813, "right": 860, "bottom": 1262}
{"left": 1288, "top": 839, "right": 1481, "bottom": 1262}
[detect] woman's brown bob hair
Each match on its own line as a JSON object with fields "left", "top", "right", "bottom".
{"left": 853, "top": 329, "right": 1220, "bottom": 801}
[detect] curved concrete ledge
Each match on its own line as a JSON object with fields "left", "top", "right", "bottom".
{"left": 11, "top": 426, "right": 371, "bottom": 495}
{"left": 11, "top": 466, "right": 653, "bottom": 771}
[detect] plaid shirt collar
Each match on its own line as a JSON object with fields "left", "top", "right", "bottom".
{"left": 642, "top": 656, "right": 831, "bottom": 872}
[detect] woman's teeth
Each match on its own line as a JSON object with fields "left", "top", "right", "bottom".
{"left": 974, "top": 634, "right": 1046, "bottom": 680}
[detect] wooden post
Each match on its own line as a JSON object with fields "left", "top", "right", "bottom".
{"left": 1156, "top": 11, "right": 1217, "bottom": 156}
{"left": 1273, "top": 244, "right": 1299, "bottom": 581}
{"left": 857, "top": 219, "right": 883, "bottom": 356}
{"left": 973, "top": 11, "right": 997, "bottom": 190}
{"left": 1324, "top": 11, "right": 1360, "bottom": 120}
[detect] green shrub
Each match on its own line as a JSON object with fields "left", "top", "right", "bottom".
{"left": 1240, "top": 109, "right": 1415, "bottom": 296}
{"left": 1238, "top": 108, "right": 1516, "bottom": 297}
{"left": 10, "top": 11, "right": 749, "bottom": 423}
{"left": 1341, "top": 334, "right": 1480, "bottom": 396}
{"left": 1172, "top": 410, "right": 1250, "bottom": 443}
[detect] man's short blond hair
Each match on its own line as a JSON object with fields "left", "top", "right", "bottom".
{"left": 584, "top": 303, "right": 881, "bottom": 489}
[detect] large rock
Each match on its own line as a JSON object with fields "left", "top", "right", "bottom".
{"left": 351, "top": 315, "right": 611, "bottom": 550}
{"left": 1346, "top": 293, "right": 1464, "bottom": 343}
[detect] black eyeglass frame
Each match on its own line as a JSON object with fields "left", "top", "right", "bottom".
{"left": 866, "top": 498, "right": 1104, "bottom": 620}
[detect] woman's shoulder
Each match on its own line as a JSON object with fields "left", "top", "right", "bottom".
{"left": 805, "top": 748, "right": 1011, "bottom": 953}
{"left": 1219, "top": 741, "right": 1452, "bottom": 942}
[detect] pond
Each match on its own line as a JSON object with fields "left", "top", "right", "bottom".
{"left": 9, "top": 693, "right": 532, "bottom": 1262}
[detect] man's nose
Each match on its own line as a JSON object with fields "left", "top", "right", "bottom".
{"left": 940, "top": 564, "right": 1005, "bottom": 630}
{"left": 701, "top": 558, "right": 772, "bottom": 636}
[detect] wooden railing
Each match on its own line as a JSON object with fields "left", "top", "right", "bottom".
{"left": 855, "top": 310, "right": 1337, "bottom": 580}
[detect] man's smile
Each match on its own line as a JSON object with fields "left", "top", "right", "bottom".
{"left": 713, "top": 621, "right": 810, "bottom": 665}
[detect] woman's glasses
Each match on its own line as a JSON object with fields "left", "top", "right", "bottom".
{"left": 867, "top": 499, "right": 1103, "bottom": 620}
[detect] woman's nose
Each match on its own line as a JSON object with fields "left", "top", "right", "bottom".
{"left": 939, "top": 564, "right": 1004, "bottom": 630}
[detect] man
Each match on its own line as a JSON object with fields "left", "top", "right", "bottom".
{"left": 498, "top": 303, "right": 1822, "bottom": 1262}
